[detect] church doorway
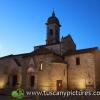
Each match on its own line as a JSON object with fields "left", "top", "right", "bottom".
{"left": 12, "top": 75, "right": 18, "bottom": 87}
{"left": 30, "top": 76, "right": 35, "bottom": 87}
{"left": 56, "top": 80, "right": 62, "bottom": 91}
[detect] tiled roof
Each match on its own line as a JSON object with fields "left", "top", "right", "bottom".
{"left": 0, "top": 47, "right": 60, "bottom": 60}
{"left": 0, "top": 52, "right": 33, "bottom": 60}
{"left": 63, "top": 47, "right": 99, "bottom": 56}
{"left": 33, "top": 47, "right": 54, "bottom": 55}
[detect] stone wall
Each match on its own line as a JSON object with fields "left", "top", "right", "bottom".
{"left": 64, "top": 53, "right": 96, "bottom": 90}
{"left": 33, "top": 54, "right": 65, "bottom": 91}
{"left": 45, "top": 44, "right": 61, "bottom": 55}
{"left": 93, "top": 50, "right": 100, "bottom": 90}
{"left": 37, "top": 62, "right": 67, "bottom": 91}
{"left": 61, "top": 35, "right": 76, "bottom": 54}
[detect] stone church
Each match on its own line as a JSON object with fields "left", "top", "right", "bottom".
{"left": 0, "top": 11, "right": 100, "bottom": 91}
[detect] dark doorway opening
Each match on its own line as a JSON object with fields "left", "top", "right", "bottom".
{"left": 12, "top": 75, "right": 18, "bottom": 87}
{"left": 30, "top": 76, "right": 35, "bottom": 87}
{"left": 7, "top": 76, "right": 10, "bottom": 87}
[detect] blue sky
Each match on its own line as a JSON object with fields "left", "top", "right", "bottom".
{"left": 0, "top": 0, "right": 100, "bottom": 57}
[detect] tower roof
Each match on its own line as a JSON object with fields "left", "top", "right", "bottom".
{"left": 46, "top": 11, "right": 61, "bottom": 26}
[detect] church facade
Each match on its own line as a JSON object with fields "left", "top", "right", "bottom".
{"left": 0, "top": 12, "right": 100, "bottom": 91}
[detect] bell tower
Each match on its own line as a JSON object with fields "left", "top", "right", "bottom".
{"left": 46, "top": 11, "right": 61, "bottom": 45}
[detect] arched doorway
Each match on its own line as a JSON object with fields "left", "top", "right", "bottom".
{"left": 27, "top": 67, "right": 35, "bottom": 88}
{"left": 30, "top": 76, "right": 35, "bottom": 87}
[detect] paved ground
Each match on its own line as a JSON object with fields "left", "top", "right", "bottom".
{"left": 0, "top": 95, "right": 100, "bottom": 100}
